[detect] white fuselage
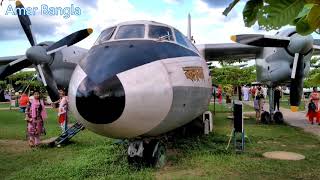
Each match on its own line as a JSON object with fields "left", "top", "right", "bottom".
{"left": 69, "top": 56, "right": 212, "bottom": 138}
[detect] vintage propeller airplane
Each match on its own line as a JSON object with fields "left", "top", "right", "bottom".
{"left": 1, "top": 1, "right": 320, "bottom": 167}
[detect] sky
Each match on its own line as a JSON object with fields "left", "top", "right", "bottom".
{"left": 0, "top": 0, "right": 318, "bottom": 57}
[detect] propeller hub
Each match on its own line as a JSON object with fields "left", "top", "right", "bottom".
{"left": 288, "top": 34, "right": 313, "bottom": 55}
{"left": 26, "top": 46, "right": 53, "bottom": 65}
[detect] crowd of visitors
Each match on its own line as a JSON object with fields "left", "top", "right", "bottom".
{"left": 213, "top": 84, "right": 319, "bottom": 124}
{"left": 14, "top": 89, "right": 70, "bottom": 147}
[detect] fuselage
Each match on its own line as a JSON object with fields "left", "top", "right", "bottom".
{"left": 68, "top": 21, "right": 212, "bottom": 138}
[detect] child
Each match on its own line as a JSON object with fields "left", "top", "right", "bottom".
{"left": 254, "top": 98, "right": 260, "bottom": 123}
{"left": 306, "top": 99, "right": 319, "bottom": 125}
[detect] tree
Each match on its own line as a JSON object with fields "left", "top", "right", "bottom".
{"left": 4, "top": 71, "right": 45, "bottom": 93}
{"left": 304, "top": 57, "right": 320, "bottom": 87}
{"left": 223, "top": 0, "right": 320, "bottom": 35}
{"left": 211, "top": 66, "right": 256, "bottom": 100}
{"left": 211, "top": 66, "right": 256, "bottom": 86}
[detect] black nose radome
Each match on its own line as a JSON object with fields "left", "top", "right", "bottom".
{"left": 76, "top": 76, "right": 125, "bottom": 124}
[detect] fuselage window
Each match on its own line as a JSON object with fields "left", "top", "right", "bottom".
{"left": 115, "top": 24, "right": 145, "bottom": 39}
{"left": 94, "top": 26, "right": 116, "bottom": 45}
{"left": 149, "top": 25, "right": 173, "bottom": 41}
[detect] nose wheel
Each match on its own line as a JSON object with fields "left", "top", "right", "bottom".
{"left": 127, "top": 139, "right": 167, "bottom": 168}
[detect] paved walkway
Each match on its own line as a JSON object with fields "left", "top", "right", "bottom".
{"left": 243, "top": 101, "right": 320, "bottom": 137}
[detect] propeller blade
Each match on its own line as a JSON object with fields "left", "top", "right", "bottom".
{"left": 0, "top": 57, "right": 32, "bottom": 79}
{"left": 291, "top": 53, "right": 299, "bottom": 79}
{"left": 290, "top": 53, "right": 304, "bottom": 112}
{"left": 16, "top": 1, "right": 36, "bottom": 46}
{"left": 46, "top": 28, "right": 93, "bottom": 55}
{"left": 36, "top": 64, "right": 60, "bottom": 102}
{"left": 36, "top": 64, "right": 47, "bottom": 86}
{"left": 230, "top": 34, "right": 290, "bottom": 47}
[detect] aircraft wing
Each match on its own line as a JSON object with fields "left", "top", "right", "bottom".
{"left": 0, "top": 55, "right": 25, "bottom": 66}
{"left": 196, "top": 43, "right": 262, "bottom": 62}
{"left": 0, "top": 55, "right": 33, "bottom": 79}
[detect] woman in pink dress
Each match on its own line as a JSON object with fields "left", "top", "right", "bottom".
{"left": 26, "top": 91, "right": 47, "bottom": 147}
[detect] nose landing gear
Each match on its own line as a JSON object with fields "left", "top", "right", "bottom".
{"left": 127, "top": 139, "right": 167, "bottom": 168}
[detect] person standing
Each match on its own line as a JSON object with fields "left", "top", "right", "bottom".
{"left": 251, "top": 86, "right": 256, "bottom": 100}
{"left": 53, "top": 89, "right": 69, "bottom": 133}
{"left": 274, "top": 87, "right": 282, "bottom": 111}
{"left": 309, "top": 87, "right": 320, "bottom": 124}
{"left": 254, "top": 85, "right": 265, "bottom": 123}
{"left": 19, "top": 93, "right": 29, "bottom": 113}
{"left": 310, "top": 87, "right": 319, "bottom": 110}
{"left": 27, "top": 91, "right": 47, "bottom": 147}
{"left": 307, "top": 99, "right": 318, "bottom": 124}
{"left": 242, "top": 85, "right": 250, "bottom": 101}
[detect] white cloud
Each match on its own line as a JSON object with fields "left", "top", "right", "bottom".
{"left": 0, "top": 0, "right": 83, "bottom": 40}
{"left": 0, "top": 0, "right": 291, "bottom": 52}
{"left": 163, "top": 0, "right": 183, "bottom": 4}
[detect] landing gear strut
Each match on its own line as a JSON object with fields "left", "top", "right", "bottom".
{"left": 261, "top": 86, "right": 284, "bottom": 124}
{"left": 127, "top": 139, "right": 167, "bottom": 168}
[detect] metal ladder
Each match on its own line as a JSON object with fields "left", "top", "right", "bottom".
{"left": 52, "top": 122, "right": 84, "bottom": 146}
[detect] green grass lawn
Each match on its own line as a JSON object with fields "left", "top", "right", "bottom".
{"left": 1, "top": 108, "right": 320, "bottom": 179}
{"left": 0, "top": 103, "right": 10, "bottom": 109}
{"left": 209, "top": 102, "right": 256, "bottom": 113}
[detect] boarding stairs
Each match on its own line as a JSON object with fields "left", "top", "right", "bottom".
{"left": 50, "top": 122, "right": 85, "bottom": 146}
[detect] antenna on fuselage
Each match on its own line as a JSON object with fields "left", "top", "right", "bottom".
{"left": 187, "top": 13, "right": 191, "bottom": 40}
{"left": 188, "top": 13, "right": 196, "bottom": 43}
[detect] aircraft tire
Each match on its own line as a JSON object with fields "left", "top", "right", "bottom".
{"left": 273, "top": 111, "right": 284, "bottom": 124}
{"left": 127, "top": 155, "right": 143, "bottom": 167}
{"left": 145, "top": 140, "right": 167, "bottom": 168}
{"left": 151, "top": 142, "right": 166, "bottom": 168}
{"left": 261, "top": 111, "right": 270, "bottom": 124}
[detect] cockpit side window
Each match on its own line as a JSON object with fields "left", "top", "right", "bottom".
{"left": 115, "top": 24, "right": 145, "bottom": 39}
{"left": 94, "top": 26, "right": 116, "bottom": 46}
{"left": 174, "top": 29, "right": 198, "bottom": 52}
{"left": 149, "top": 25, "right": 173, "bottom": 41}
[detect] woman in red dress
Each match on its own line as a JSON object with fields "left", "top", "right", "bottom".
{"left": 307, "top": 87, "right": 320, "bottom": 124}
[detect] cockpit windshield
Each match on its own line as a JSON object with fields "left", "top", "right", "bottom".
{"left": 94, "top": 26, "right": 116, "bottom": 46}
{"left": 149, "top": 25, "right": 173, "bottom": 41}
{"left": 115, "top": 24, "right": 145, "bottom": 39}
{"left": 174, "top": 28, "right": 198, "bottom": 52}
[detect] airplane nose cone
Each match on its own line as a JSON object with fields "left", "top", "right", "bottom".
{"left": 76, "top": 75, "right": 125, "bottom": 124}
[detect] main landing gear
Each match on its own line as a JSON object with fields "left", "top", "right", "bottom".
{"left": 127, "top": 139, "right": 166, "bottom": 168}
{"left": 261, "top": 111, "right": 284, "bottom": 124}
{"left": 260, "top": 87, "right": 284, "bottom": 124}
